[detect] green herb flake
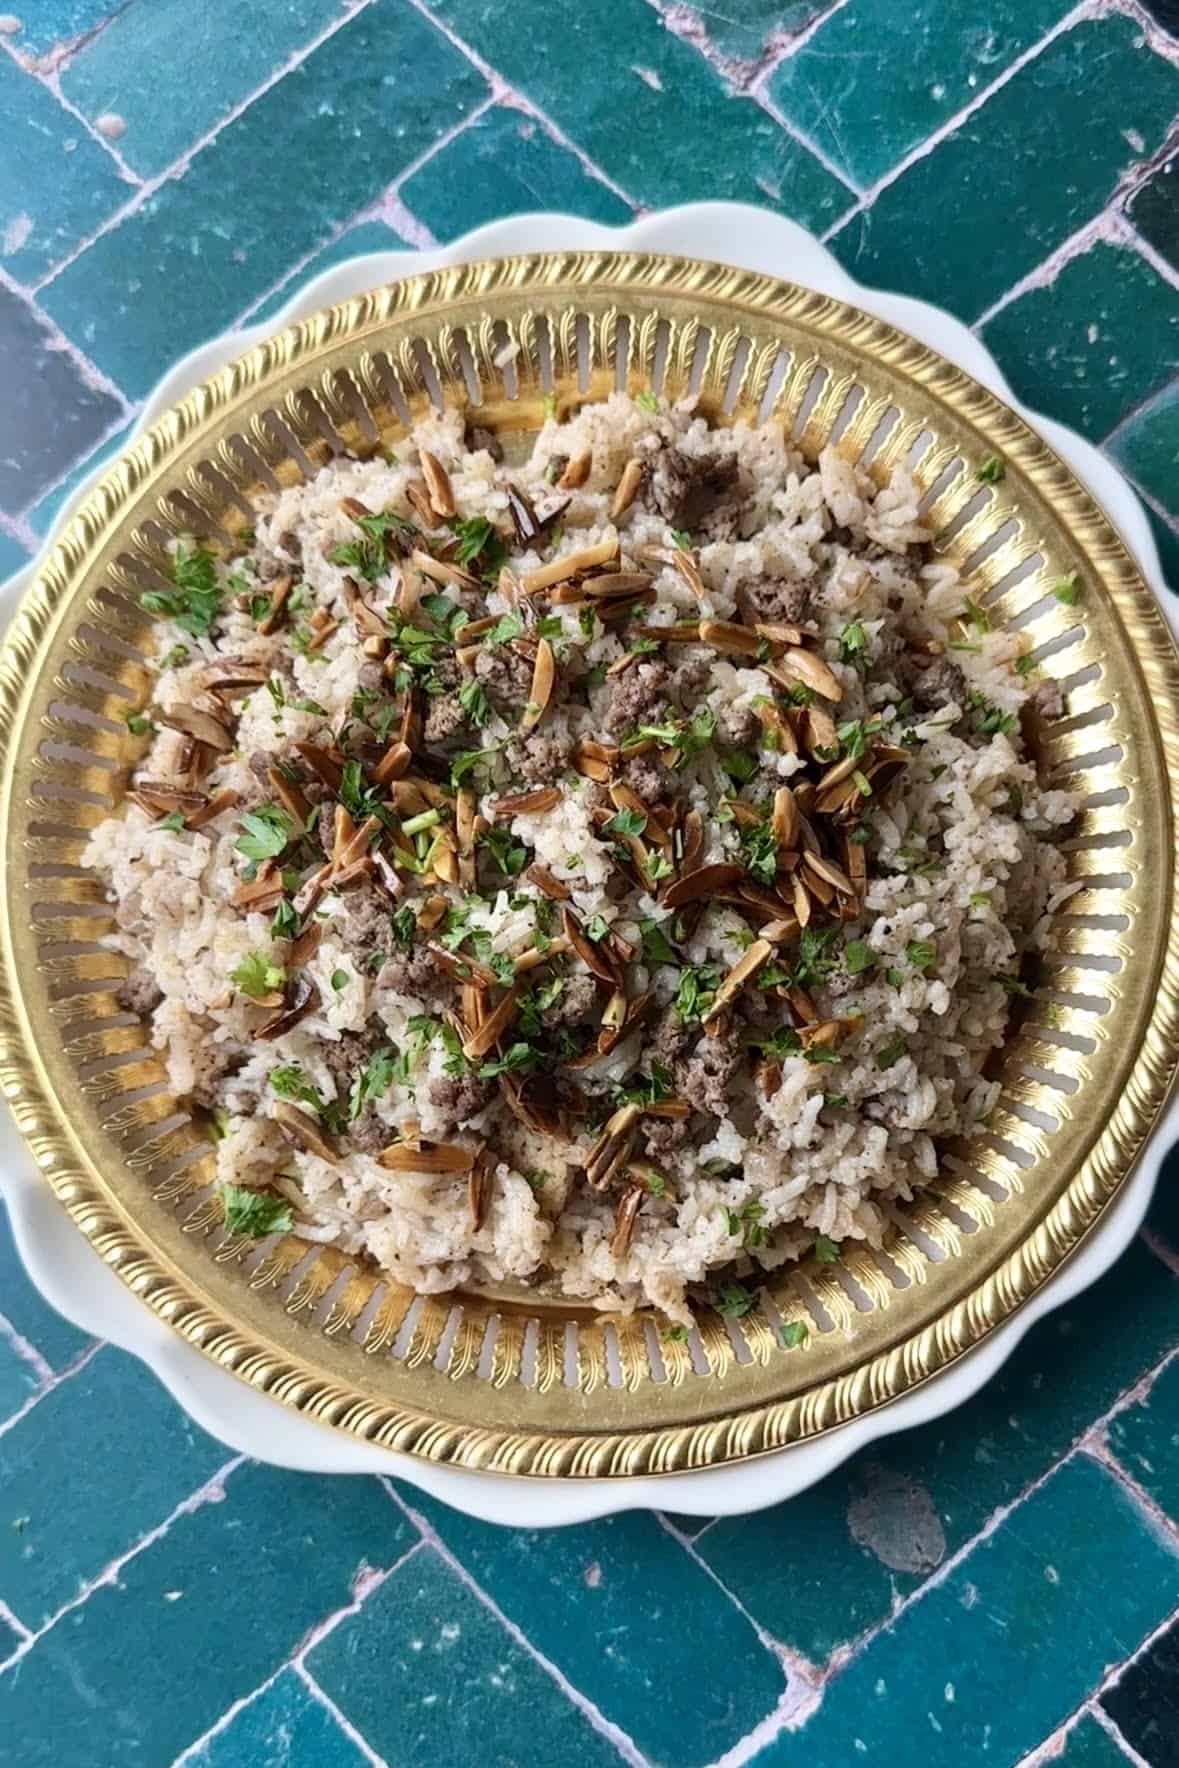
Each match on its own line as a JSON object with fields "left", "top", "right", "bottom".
{"left": 230, "top": 951, "right": 286, "bottom": 999}
{"left": 905, "top": 939, "right": 936, "bottom": 972}
{"left": 780, "top": 1320, "right": 809, "bottom": 1348}
{"left": 1053, "top": 572, "right": 1082, "bottom": 606}
{"left": 977, "top": 456, "right": 1005, "bottom": 485}
{"left": 125, "top": 711, "right": 153, "bottom": 736}
{"left": 220, "top": 1183, "right": 292, "bottom": 1239}
{"left": 640, "top": 918, "right": 677, "bottom": 964}
{"left": 141, "top": 544, "right": 222, "bottom": 637}
{"left": 604, "top": 806, "right": 647, "bottom": 839}
{"left": 459, "top": 678, "right": 492, "bottom": 729}
{"left": 235, "top": 804, "right": 293, "bottom": 863}
{"left": 330, "top": 968, "right": 349, "bottom": 994}
{"left": 714, "top": 1283, "right": 758, "bottom": 1319}
{"left": 159, "top": 812, "right": 185, "bottom": 833}
{"left": 838, "top": 622, "right": 869, "bottom": 665}
{"left": 876, "top": 1035, "right": 908, "bottom": 1070}
{"left": 843, "top": 939, "right": 875, "bottom": 976}
{"left": 634, "top": 389, "right": 660, "bottom": 413}
{"left": 813, "top": 1233, "right": 841, "bottom": 1263}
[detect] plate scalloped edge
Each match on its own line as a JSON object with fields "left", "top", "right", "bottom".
{"left": 1, "top": 201, "right": 1175, "bottom": 1527}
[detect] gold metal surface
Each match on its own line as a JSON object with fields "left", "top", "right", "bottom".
{"left": 1, "top": 250, "right": 1177, "bottom": 1478}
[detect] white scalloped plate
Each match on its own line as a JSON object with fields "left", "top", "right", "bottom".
{"left": 2, "top": 203, "right": 1174, "bottom": 1526}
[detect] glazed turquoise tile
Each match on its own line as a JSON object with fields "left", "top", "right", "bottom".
{"left": 0, "top": 52, "right": 130, "bottom": 283}
{"left": 1109, "top": 381, "right": 1179, "bottom": 515}
{"left": 61, "top": 0, "right": 345, "bottom": 179}
{"left": 250, "top": 220, "right": 415, "bottom": 322}
{"left": 0, "top": 1346, "right": 230, "bottom": 1627}
{"left": 831, "top": 15, "right": 1179, "bottom": 322}
{"left": 308, "top": 1546, "right": 628, "bottom": 1768}
{"left": 0, "top": 3, "right": 116, "bottom": 59}
{"left": 401, "top": 1500, "right": 785, "bottom": 1765}
{"left": 426, "top": 0, "right": 855, "bottom": 223}
{"left": 0, "top": 285, "right": 124, "bottom": 515}
{"left": 1058, "top": 1714, "right": 1141, "bottom": 1767}
{"left": 1147, "top": 1143, "right": 1179, "bottom": 1245}
{"left": 0, "top": 1611, "right": 20, "bottom": 1668}
{"left": 0, "top": 1338, "right": 40, "bottom": 1427}
{"left": 752, "top": 1456, "right": 1179, "bottom": 1766}
{"left": 768, "top": 0, "right": 1075, "bottom": 187}
{"left": 0, "top": 1464, "right": 415, "bottom": 1768}
{"left": 24, "top": 417, "right": 134, "bottom": 540}
{"left": 185, "top": 1667, "right": 371, "bottom": 1767}
{"left": 401, "top": 105, "right": 632, "bottom": 242}
{"left": 684, "top": 0, "right": 822, "bottom": 64}
{"left": 696, "top": 1237, "right": 1179, "bottom": 1661}
{"left": 1129, "top": 149, "right": 1178, "bottom": 272}
{"left": 0, "top": 531, "right": 31, "bottom": 584}
{"left": 981, "top": 243, "right": 1179, "bottom": 441}
{"left": 1107, "top": 1355, "right": 1179, "bottom": 1520}
{"left": 38, "top": 2, "right": 488, "bottom": 399}
{"left": 0, "top": 1210, "right": 90, "bottom": 1372}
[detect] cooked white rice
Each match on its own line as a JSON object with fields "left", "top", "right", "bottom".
{"left": 85, "top": 392, "right": 1076, "bottom": 1322}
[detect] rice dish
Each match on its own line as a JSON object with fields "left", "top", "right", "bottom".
{"left": 85, "top": 393, "right": 1077, "bottom": 1321}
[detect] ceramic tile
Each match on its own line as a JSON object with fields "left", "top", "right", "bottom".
{"left": 184, "top": 1666, "right": 372, "bottom": 1767}
{"left": 0, "top": 1211, "right": 90, "bottom": 1373}
{"left": 1102, "top": 1614, "right": 1179, "bottom": 1767}
{"left": 0, "top": 284, "right": 123, "bottom": 515}
{"left": 1108, "top": 380, "right": 1179, "bottom": 518}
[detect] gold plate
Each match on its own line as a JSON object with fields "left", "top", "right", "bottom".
{"left": 2, "top": 251, "right": 1178, "bottom": 1478}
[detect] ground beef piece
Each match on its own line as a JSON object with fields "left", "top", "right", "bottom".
{"left": 248, "top": 750, "right": 273, "bottom": 785}
{"left": 740, "top": 575, "right": 812, "bottom": 626}
{"left": 317, "top": 1030, "right": 375, "bottom": 1092}
{"left": 356, "top": 659, "right": 386, "bottom": 697}
{"left": 190, "top": 1047, "right": 247, "bottom": 1111}
{"left": 908, "top": 655, "right": 967, "bottom": 711}
{"left": 824, "top": 968, "right": 866, "bottom": 1002}
{"left": 374, "top": 943, "right": 441, "bottom": 1001}
{"left": 336, "top": 889, "right": 396, "bottom": 964}
{"left": 466, "top": 423, "right": 503, "bottom": 463}
{"left": 717, "top": 702, "right": 760, "bottom": 747}
{"left": 318, "top": 801, "right": 338, "bottom": 859}
{"left": 621, "top": 754, "right": 676, "bottom": 805}
{"left": 542, "top": 971, "right": 599, "bottom": 1030}
{"left": 475, "top": 644, "right": 534, "bottom": 715}
{"left": 505, "top": 730, "right": 572, "bottom": 785}
{"left": 426, "top": 1072, "right": 495, "bottom": 1133}
{"left": 423, "top": 692, "right": 468, "bottom": 747}
{"left": 604, "top": 660, "right": 671, "bottom": 737}
{"left": 648, "top": 1005, "right": 692, "bottom": 1071}
{"left": 642, "top": 1114, "right": 692, "bottom": 1158}
{"left": 674, "top": 1031, "right": 741, "bottom": 1116}
{"left": 348, "top": 1108, "right": 389, "bottom": 1155}
{"left": 643, "top": 443, "right": 742, "bottom": 540}
{"left": 116, "top": 966, "right": 163, "bottom": 1016}
{"left": 1029, "top": 678, "right": 1064, "bottom": 721}
{"left": 670, "top": 657, "right": 712, "bottom": 705}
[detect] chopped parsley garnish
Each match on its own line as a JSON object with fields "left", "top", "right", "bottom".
{"left": 331, "top": 968, "right": 349, "bottom": 993}
{"left": 583, "top": 912, "right": 611, "bottom": 942}
{"left": 1015, "top": 652, "right": 1038, "bottom": 678}
{"left": 390, "top": 905, "right": 417, "bottom": 949}
{"left": 635, "top": 389, "right": 660, "bottom": 413}
{"left": 349, "top": 1046, "right": 398, "bottom": 1119}
{"left": 161, "top": 643, "right": 190, "bottom": 669}
{"left": 1053, "top": 573, "right": 1082, "bottom": 606}
{"left": 725, "top": 1199, "right": 768, "bottom": 1248}
{"left": 230, "top": 951, "right": 286, "bottom": 999}
{"left": 604, "top": 807, "right": 647, "bottom": 839}
{"left": 995, "top": 972, "right": 1031, "bottom": 996}
{"left": 780, "top": 1320, "right": 809, "bottom": 1348}
{"left": 792, "top": 926, "right": 841, "bottom": 989}
{"left": 459, "top": 678, "right": 492, "bottom": 728}
{"left": 876, "top": 1035, "right": 908, "bottom": 1071}
{"left": 968, "top": 891, "right": 991, "bottom": 914}
{"left": 480, "top": 826, "right": 528, "bottom": 877}
{"left": 977, "top": 456, "right": 1005, "bottom": 484}
{"left": 959, "top": 596, "right": 991, "bottom": 632}
{"left": 487, "top": 611, "right": 524, "bottom": 647}
{"left": 536, "top": 615, "right": 564, "bottom": 639}
{"left": 838, "top": 622, "right": 869, "bottom": 666}
{"left": 843, "top": 939, "right": 875, "bottom": 975}
{"left": 158, "top": 812, "right": 185, "bottom": 833}
{"left": 219, "top": 1183, "right": 292, "bottom": 1238}
{"left": 125, "top": 711, "right": 152, "bottom": 735}
{"left": 329, "top": 537, "right": 385, "bottom": 581}
{"left": 640, "top": 918, "right": 677, "bottom": 964}
{"left": 714, "top": 1282, "right": 758, "bottom": 1319}
{"left": 269, "top": 1062, "right": 346, "bottom": 1133}
{"left": 905, "top": 939, "right": 936, "bottom": 971}
{"left": 720, "top": 749, "right": 758, "bottom": 784}
{"left": 967, "top": 691, "right": 1017, "bottom": 739}
{"left": 141, "top": 544, "right": 222, "bottom": 637}
{"left": 450, "top": 516, "right": 509, "bottom": 579}
{"left": 337, "top": 760, "right": 387, "bottom": 827}
{"left": 619, "top": 1063, "right": 673, "bottom": 1107}
{"left": 235, "top": 804, "right": 293, "bottom": 863}
{"left": 738, "top": 819, "right": 778, "bottom": 888}
{"left": 479, "top": 1041, "right": 540, "bottom": 1079}
{"left": 674, "top": 966, "right": 718, "bottom": 1022}
{"left": 813, "top": 1234, "right": 841, "bottom": 1263}
{"left": 271, "top": 898, "right": 298, "bottom": 940}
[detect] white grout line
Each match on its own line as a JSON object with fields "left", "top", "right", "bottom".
{"left": 382, "top": 1480, "right": 652, "bottom": 1768}
{"left": 1090, "top": 1702, "right": 1156, "bottom": 1768}
{"left": 0, "top": 1337, "right": 102, "bottom": 1439}
{"left": 820, "top": 0, "right": 1096, "bottom": 243}
{"left": 747, "top": 0, "right": 853, "bottom": 95}
{"left": 748, "top": 82, "right": 863, "bottom": 202}
{"left": 0, "top": 1452, "right": 245, "bottom": 1673}
{"left": 0, "top": 1310, "right": 54, "bottom": 1386}
{"left": 31, "top": 0, "right": 382, "bottom": 298}
{"left": 1120, "top": 211, "right": 1179, "bottom": 292}
{"left": 0, "top": 1596, "right": 33, "bottom": 1657}
{"left": 0, "top": 260, "right": 132, "bottom": 412}
{"left": 0, "top": 35, "right": 143, "bottom": 187}
{"left": 296, "top": 1664, "right": 394, "bottom": 1768}
{"left": 1084, "top": 1435, "right": 1179, "bottom": 1552}
{"left": 379, "top": 190, "right": 439, "bottom": 252}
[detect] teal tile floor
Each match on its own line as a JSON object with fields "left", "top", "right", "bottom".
{"left": 2, "top": 3, "right": 1179, "bottom": 1762}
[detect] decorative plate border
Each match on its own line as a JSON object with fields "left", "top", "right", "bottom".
{"left": 1, "top": 205, "right": 1176, "bottom": 1521}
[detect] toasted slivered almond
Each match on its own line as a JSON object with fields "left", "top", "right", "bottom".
{"left": 800, "top": 1016, "right": 860, "bottom": 1053}
{"left": 610, "top": 1185, "right": 645, "bottom": 1258}
{"left": 293, "top": 741, "right": 344, "bottom": 792}
{"left": 419, "top": 449, "right": 456, "bottom": 519}
{"left": 520, "top": 530, "right": 619, "bottom": 594}
{"left": 257, "top": 977, "right": 320, "bottom": 1041}
{"left": 372, "top": 741, "right": 412, "bottom": 786}
{"left": 844, "top": 836, "right": 867, "bottom": 894}
{"left": 398, "top": 686, "right": 422, "bottom": 753}
{"left": 156, "top": 706, "right": 234, "bottom": 752}
{"left": 800, "top": 703, "right": 838, "bottom": 756}
{"left": 611, "top": 458, "right": 645, "bottom": 519}
{"left": 185, "top": 787, "right": 241, "bottom": 829}
{"left": 634, "top": 621, "right": 702, "bottom": 644}
{"left": 585, "top": 1103, "right": 640, "bottom": 1190}
{"left": 772, "top": 786, "right": 799, "bottom": 852}
{"left": 803, "top": 869, "right": 835, "bottom": 909}
{"left": 514, "top": 935, "right": 571, "bottom": 974}
{"left": 816, "top": 752, "right": 862, "bottom": 795}
{"left": 232, "top": 865, "right": 281, "bottom": 908}
{"left": 723, "top": 799, "right": 762, "bottom": 830}
{"left": 671, "top": 547, "right": 705, "bottom": 601}
{"left": 340, "top": 812, "right": 381, "bottom": 871}
{"left": 330, "top": 803, "right": 357, "bottom": 867}
{"left": 608, "top": 781, "right": 670, "bottom": 850}
{"left": 520, "top": 637, "right": 555, "bottom": 732}
{"left": 257, "top": 575, "right": 292, "bottom": 636}
{"left": 606, "top": 651, "right": 640, "bottom": 678}
{"left": 702, "top": 939, "right": 773, "bottom": 1024}
{"left": 662, "top": 862, "right": 744, "bottom": 909}
{"left": 699, "top": 618, "right": 761, "bottom": 659}
{"left": 405, "top": 480, "right": 436, "bottom": 527}
{"left": 468, "top": 1145, "right": 493, "bottom": 1229}
{"left": 563, "top": 907, "right": 621, "bottom": 985}
{"left": 572, "top": 751, "right": 611, "bottom": 782}
{"left": 704, "top": 1010, "right": 731, "bottom": 1040}
{"left": 600, "top": 988, "right": 628, "bottom": 1035}
{"left": 455, "top": 787, "right": 477, "bottom": 857}
{"left": 527, "top": 862, "right": 571, "bottom": 900}
{"left": 339, "top": 496, "right": 372, "bottom": 521}
{"left": 756, "top": 1060, "right": 782, "bottom": 1098}
{"left": 388, "top": 779, "right": 429, "bottom": 818}
{"left": 792, "top": 872, "right": 812, "bottom": 928}
{"left": 131, "top": 781, "right": 208, "bottom": 814}
{"left": 413, "top": 894, "right": 448, "bottom": 934}
{"left": 304, "top": 613, "right": 338, "bottom": 654}
{"left": 378, "top": 1140, "right": 476, "bottom": 1174}
{"left": 461, "top": 982, "right": 486, "bottom": 1034}
{"left": 201, "top": 658, "right": 270, "bottom": 690}
{"left": 461, "top": 983, "right": 521, "bottom": 1061}
{"left": 760, "top": 916, "right": 798, "bottom": 946}
{"left": 787, "top": 985, "right": 818, "bottom": 1026}
{"left": 288, "top": 921, "right": 322, "bottom": 967}
{"left": 644, "top": 1097, "right": 692, "bottom": 1121}
{"left": 580, "top": 738, "right": 621, "bottom": 764}
{"left": 410, "top": 547, "right": 481, "bottom": 593}
{"left": 596, "top": 593, "right": 654, "bottom": 626}
{"left": 267, "top": 767, "right": 309, "bottom": 828}
{"left": 272, "top": 1101, "right": 337, "bottom": 1164}
{"left": 493, "top": 786, "right": 560, "bottom": 819}
{"left": 680, "top": 808, "right": 705, "bottom": 875}
{"left": 772, "top": 646, "right": 843, "bottom": 703}
{"left": 754, "top": 697, "right": 798, "bottom": 756}
{"left": 341, "top": 575, "right": 388, "bottom": 640}
{"left": 293, "top": 863, "right": 331, "bottom": 917}
{"left": 753, "top": 620, "right": 803, "bottom": 647}
{"left": 803, "top": 850, "right": 855, "bottom": 895}
{"left": 580, "top": 571, "right": 654, "bottom": 599}
{"left": 558, "top": 451, "right": 592, "bottom": 490}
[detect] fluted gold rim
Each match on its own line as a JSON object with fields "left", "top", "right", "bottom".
{"left": 0, "top": 249, "right": 1176, "bottom": 1477}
